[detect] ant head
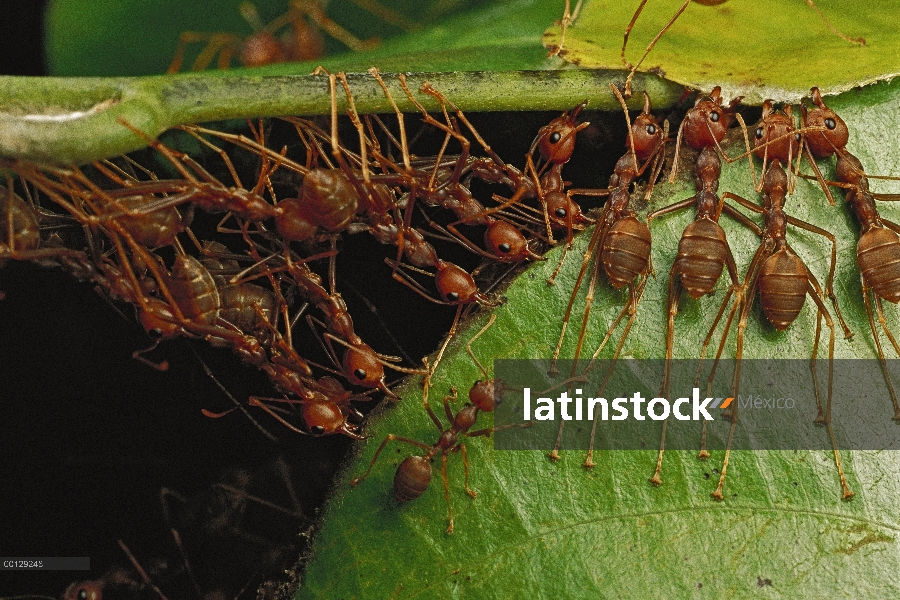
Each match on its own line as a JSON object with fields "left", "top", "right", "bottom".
{"left": 544, "top": 191, "right": 590, "bottom": 231}
{"left": 682, "top": 86, "right": 743, "bottom": 150}
{"left": 302, "top": 401, "right": 347, "bottom": 436}
{"left": 64, "top": 580, "right": 103, "bottom": 600}
{"left": 469, "top": 379, "right": 495, "bottom": 412}
{"left": 342, "top": 343, "right": 388, "bottom": 392}
{"left": 484, "top": 220, "right": 540, "bottom": 262}
{"left": 629, "top": 92, "right": 664, "bottom": 161}
{"left": 753, "top": 100, "right": 800, "bottom": 164}
{"left": 532, "top": 101, "right": 588, "bottom": 165}
{"left": 435, "top": 261, "right": 493, "bottom": 305}
{"left": 239, "top": 32, "right": 288, "bottom": 67}
{"left": 394, "top": 455, "right": 432, "bottom": 503}
{"left": 137, "top": 298, "right": 180, "bottom": 340}
{"left": 803, "top": 87, "right": 849, "bottom": 158}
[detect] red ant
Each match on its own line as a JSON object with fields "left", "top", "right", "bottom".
{"left": 548, "top": 84, "right": 667, "bottom": 467}
{"left": 706, "top": 155, "right": 852, "bottom": 501}
{"left": 526, "top": 101, "right": 594, "bottom": 249}
{"left": 166, "top": 0, "right": 388, "bottom": 73}
{"left": 350, "top": 314, "right": 507, "bottom": 533}
{"left": 800, "top": 86, "right": 900, "bottom": 420}
{"left": 378, "top": 71, "right": 543, "bottom": 265}
{"left": 644, "top": 86, "right": 751, "bottom": 485}
{"left": 0, "top": 178, "right": 92, "bottom": 270}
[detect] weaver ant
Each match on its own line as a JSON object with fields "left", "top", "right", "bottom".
{"left": 801, "top": 86, "right": 900, "bottom": 419}
{"left": 350, "top": 315, "right": 507, "bottom": 533}
{"left": 707, "top": 156, "right": 852, "bottom": 501}
{"left": 384, "top": 72, "right": 543, "bottom": 265}
{"left": 645, "top": 87, "right": 750, "bottom": 485}
{"left": 166, "top": 0, "right": 391, "bottom": 73}
{"left": 548, "top": 84, "right": 667, "bottom": 467}
{"left": 0, "top": 179, "right": 92, "bottom": 270}
{"left": 527, "top": 101, "right": 593, "bottom": 240}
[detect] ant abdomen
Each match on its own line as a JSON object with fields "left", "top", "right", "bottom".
{"left": 394, "top": 456, "right": 432, "bottom": 503}
{"left": 602, "top": 216, "right": 652, "bottom": 289}
{"left": 239, "top": 31, "right": 288, "bottom": 67}
{"left": 469, "top": 380, "right": 495, "bottom": 413}
{"left": 758, "top": 249, "right": 809, "bottom": 330}
{"left": 169, "top": 255, "right": 220, "bottom": 326}
{"left": 219, "top": 282, "right": 276, "bottom": 334}
{"left": 675, "top": 218, "right": 729, "bottom": 299}
{"left": 112, "top": 195, "right": 185, "bottom": 248}
{"left": 858, "top": 227, "right": 900, "bottom": 303}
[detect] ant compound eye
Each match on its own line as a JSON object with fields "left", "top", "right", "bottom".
{"left": 709, "top": 110, "right": 720, "bottom": 123}
{"left": 149, "top": 328, "right": 164, "bottom": 340}
{"left": 446, "top": 291, "right": 460, "bottom": 302}
{"left": 549, "top": 131, "right": 561, "bottom": 144}
{"left": 555, "top": 207, "right": 568, "bottom": 218}
{"left": 825, "top": 117, "right": 836, "bottom": 130}
{"left": 353, "top": 368, "right": 367, "bottom": 380}
{"left": 645, "top": 124, "right": 657, "bottom": 135}
{"left": 755, "top": 127, "right": 764, "bottom": 139}
{"left": 498, "top": 243, "right": 511, "bottom": 254}
{"left": 310, "top": 425, "right": 325, "bottom": 435}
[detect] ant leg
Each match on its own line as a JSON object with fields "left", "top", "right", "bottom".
{"left": 117, "top": 539, "right": 171, "bottom": 600}
{"left": 466, "top": 313, "right": 497, "bottom": 380}
{"left": 805, "top": 277, "right": 852, "bottom": 500}
{"left": 440, "top": 387, "right": 457, "bottom": 424}
{"left": 548, "top": 0, "right": 583, "bottom": 58}
{"left": 621, "top": 0, "right": 690, "bottom": 98}
{"left": 804, "top": 0, "right": 865, "bottom": 45}
{"left": 863, "top": 281, "right": 900, "bottom": 419}
{"left": 441, "top": 452, "right": 454, "bottom": 534}
{"left": 458, "top": 443, "right": 477, "bottom": 498}
{"left": 785, "top": 214, "right": 852, "bottom": 338}
{"left": 550, "top": 219, "right": 607, "bottom": 373}
{"left": 711, "top": 260, "right": 763, "bottom": 501}
{"left": 584, "top": 276, "right": 648, "bottom": 468}
{"left": 650, "top": 265, "right": 682, "bottom": 487}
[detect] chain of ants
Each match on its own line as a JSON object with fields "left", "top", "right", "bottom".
{"left": 2, "top": 72, "right": 897, "bottom": 598}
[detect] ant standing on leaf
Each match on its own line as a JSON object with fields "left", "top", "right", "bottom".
{"left": 350, "top": 314, "right": 523, "bottom": 534}
{"left": 547, "top": 83, "right": 667, "bottom": 467}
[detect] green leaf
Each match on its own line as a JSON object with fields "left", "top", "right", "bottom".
{"left": 543, "top": 0, "right": 900, "bottom": 104}
{"left": 45, "top": 0, "right": 470, "bottom": 77}
{"left": 299, "top": 80, "right": 900, "bottom": 597}
{"left": 45, "top": 0, "right": 558, "bottom": 77}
